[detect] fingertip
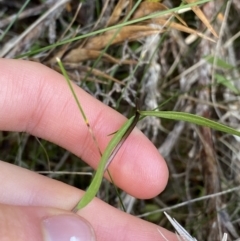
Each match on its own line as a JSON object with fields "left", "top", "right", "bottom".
{"left": 108, "top": 129, "right": 169, "bottom": 199}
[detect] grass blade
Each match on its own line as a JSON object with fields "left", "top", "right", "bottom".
{"left": 72, "top": 113, "right": 140, "bottom": 211}
{"left": 139, "top": 111, "right": 240, "bottom": 137}
{"left": 56, "top": 58, "right": 102, "bottom": 156}
{"left": 0, "top": 0, "right": 31, "bottom": 42}
{"left": 17, "top": 0, "right": 212, "bottom": 58}
{"left": 57, "top": 57, "right": 140, "bottom": 211}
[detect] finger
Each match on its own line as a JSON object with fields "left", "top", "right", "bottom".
{"left": 0, "top": 204, "right": 96, "bottom": 241}
{"left": 0, "top": 162, "right": 177, "bottom": 241}
{"left": 0, "top": 58, "right": 168, "bottom": 198}
{"left": 79, "top": 200, "right": 178, "bottom": 241}
{"left": 0, "top": 204, "right": 177, "bottom": 241}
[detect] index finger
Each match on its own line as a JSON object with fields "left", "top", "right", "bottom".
{"left": 0, "top": 58, "right": 168, "bottom": 199}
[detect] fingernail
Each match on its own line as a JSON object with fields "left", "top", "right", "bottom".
{"left": 42, "top": 214, "right": 96, "bottom": 241}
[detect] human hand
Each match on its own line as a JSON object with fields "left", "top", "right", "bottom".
{"left": 0, "top": 58, "right": 178, "bottom": 241}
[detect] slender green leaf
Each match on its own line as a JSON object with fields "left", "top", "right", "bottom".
{"left": 139, "top": 111, "right": 240, "bottom": 137}
{"left": 0, "top": 0, "right": 31, "bottom": 42}
{"left": 204, "top": 55, "right": 234, "bottom": 69}
{"left": 56, "top": 58, "right": 131, "bottom": 210}
{"left": 215, "top": 74, "right": 240, "bottom": 94}
{"left": 17, "top": 0, "right": 212, "bottom": 58}
{"left": 72, "top": 113, "right": 139, "bottom": 211}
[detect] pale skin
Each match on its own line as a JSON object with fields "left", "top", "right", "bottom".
{"left": 0, "top": 58, "right": 178, "bottom": 241}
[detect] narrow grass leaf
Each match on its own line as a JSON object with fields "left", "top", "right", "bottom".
{"left": 56, "top": 58, "right": 103, "bottom": 155}
{"left": 72, "top": 114, "right": 139, "bottom": 211}
{"left": 139, "top": 111, "right": 240, "bottom": 137}
{"left": 57, "top": 57, "right": 136, "bottom": 211}
{"left": 17, "top": 0, "right": 212, "bottom": 58}
{"left": 215, "top": 74, "right": 240, "bottom": 94}
{"left": 0, "top": 0, "right": 31, "bottom": 42}
{"left": 204, "top": 55, "right": 234, "bottom": 69}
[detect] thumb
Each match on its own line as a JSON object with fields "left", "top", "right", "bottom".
{"left": 1, "top": 204, "right": 96, "bottom": 241}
